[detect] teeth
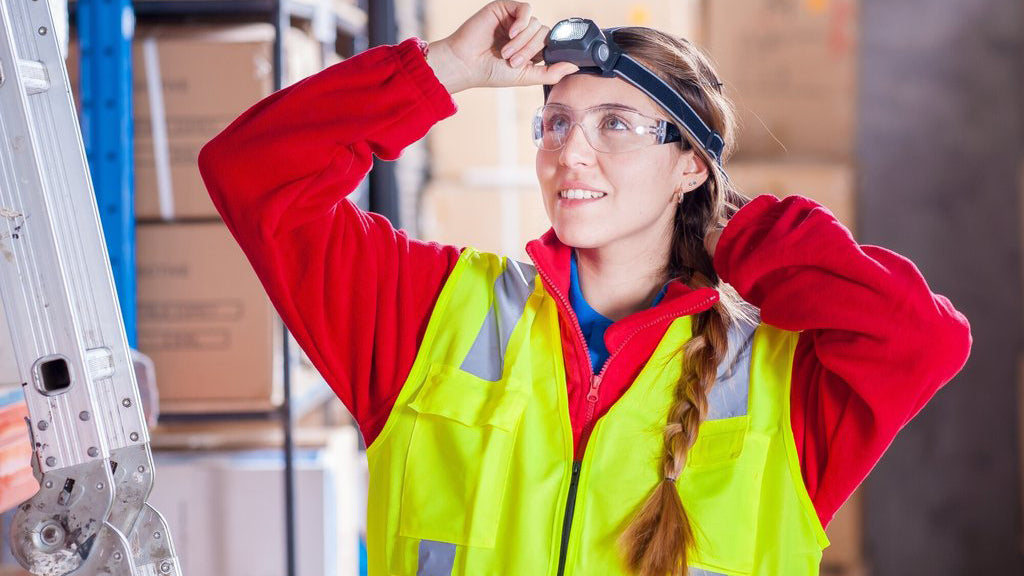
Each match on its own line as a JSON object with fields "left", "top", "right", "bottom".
{"left": 559, "top": 189, "right": 607, "bottom": 200}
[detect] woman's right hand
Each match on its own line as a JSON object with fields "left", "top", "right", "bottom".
{"left": 426, "top": 1, "right": 580, "bottom": 94}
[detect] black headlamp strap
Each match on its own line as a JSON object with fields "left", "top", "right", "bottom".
{"left": 612, "top": 55, "right": 725, "bottom": 164}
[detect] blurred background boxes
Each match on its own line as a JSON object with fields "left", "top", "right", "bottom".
{"left": 136, "top": 221, "right": 322, "bottom": 414}
{"left": 68, "top": 23, "right": 323, "bottom": 221}
{"left": 420, "top": 180, "right": 550, "bottom": 259}
{"left": 704, "top": 0, "right": 859, "bottom": 160}
{"left": 727, "top": 161, "right": 857, "bottom": 231}
{"left": 147, "top": 425, "right": 361, "bottom": 576}
{"left": 0, "top": 424, "right": 361, "bottom": 576}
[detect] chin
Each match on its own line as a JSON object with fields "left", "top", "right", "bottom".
{"left": 552, "top": 223, "right": 609, "bottom": 250}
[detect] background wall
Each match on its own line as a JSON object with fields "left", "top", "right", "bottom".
{"left": 859, "top": 0, "right": 1024, "bottom": 573}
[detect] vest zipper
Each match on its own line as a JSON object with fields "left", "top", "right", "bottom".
{"left": 581, "top": 295, "right": 717, "bottom": 441}
{"left": 556, "top": 460, "right": 583, "bottom": 576}
{"left": 529, "top": 256, "right": 718, "bottom": 574}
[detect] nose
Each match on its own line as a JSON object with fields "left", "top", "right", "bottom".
{"left": 558, "top": 123, "right": 595, "bottom": 167}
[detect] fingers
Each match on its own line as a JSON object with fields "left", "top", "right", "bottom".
{"left": 511, "top": 22, "right": 548, "bottom": 67}
{"left": 501, "top": 16, "right": 542, "bottom": 67}
{"left": 505, "top": 1, "right": 532, "bottom": 38}
{"left": 521, "top": 61, "right": 580, "bottom": 87}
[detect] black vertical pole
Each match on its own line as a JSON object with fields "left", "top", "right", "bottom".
{"left": 272, "top": 3, "right": 298, "bottom": 576}
{"left": 367, "top": 0, "right": 401, "bottom": 226}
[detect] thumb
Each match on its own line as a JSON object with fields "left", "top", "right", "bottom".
{"left": 521, "top": 61, "right": 580, "bottom": 86}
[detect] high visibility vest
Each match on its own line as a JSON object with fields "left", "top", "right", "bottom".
{"left": 365, "top": 249, "right": 829, "bottom": 576}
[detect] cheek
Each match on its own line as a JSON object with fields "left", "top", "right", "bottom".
{"left": 535, "top": 151, "right": 557, "bottom": 216}
{"left": 535, "top": 150, "right": 556, "bottom": 181}
{"left": 602, "top": 157, "right": 671, "bottom": 203}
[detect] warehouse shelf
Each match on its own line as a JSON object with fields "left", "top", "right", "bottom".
{"left": 56, "top": 0, "right": 381, "bottom": 574}
{"left": 70, "top": 0, "right": 368, "bottom": 37}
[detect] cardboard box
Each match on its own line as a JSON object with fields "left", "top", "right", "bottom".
{"left": 136, "top": 222, "right": 280, "bottom": 413}
{"left": 724, "top": 161, "right": 857, "bottom": 232}
{"left": 704, "top": 0, "right": 859, "bottom": 160}
{"left": 68, "top": 24, "right": 323, "bottom": 220}
{"left": 147, "top": 426, "right": 360, "bottom": 576}
{"left": 420, "top": 179, "right": 552, "bottom": 260}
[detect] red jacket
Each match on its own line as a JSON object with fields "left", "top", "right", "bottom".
{"left": 198, "top": 37, "right": 972, "bottom": 528}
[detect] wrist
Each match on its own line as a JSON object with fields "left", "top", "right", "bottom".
{"left": 424, "top": 39, "right": 470, "bottom": 94}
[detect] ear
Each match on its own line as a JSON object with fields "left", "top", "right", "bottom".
{"left": 675, "top": 149, "right": 711, "bottom": 195}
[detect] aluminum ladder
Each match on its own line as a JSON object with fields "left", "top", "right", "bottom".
{"left": 0, "top": 0, "right": 180, "bottom": 573}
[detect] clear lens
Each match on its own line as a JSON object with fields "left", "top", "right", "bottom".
{"left": 532, "top": 104, "right": 669, "bottom": 154}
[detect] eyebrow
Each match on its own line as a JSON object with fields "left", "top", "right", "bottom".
{"left": 599, "top": 103, "right": 640, "bottom": 112}
{"left": 548, "top": 101, "right": 642, "bottom": 112}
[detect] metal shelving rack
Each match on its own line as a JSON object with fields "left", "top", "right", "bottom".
{"left": 69, "top": 1, "right": 401, "bottom": 575}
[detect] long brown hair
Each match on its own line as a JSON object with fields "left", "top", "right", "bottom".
{"left": 610, "top": 27, "right": 756, "bottom": 576}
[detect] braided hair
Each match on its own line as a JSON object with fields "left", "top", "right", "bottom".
{"left": 609, "top": 28, "right": 758, "bottom": 576}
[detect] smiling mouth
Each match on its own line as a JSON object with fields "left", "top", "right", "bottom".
{"left": 558, "top": 189, "right": 608, "bottom": 200}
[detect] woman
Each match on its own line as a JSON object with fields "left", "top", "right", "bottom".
{"left": 197, "top": 2, "right": 972, "bottom": 575}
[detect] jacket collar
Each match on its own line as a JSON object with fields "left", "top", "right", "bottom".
{"left": 524, "top": 228, "right": 719, "bottom": 351}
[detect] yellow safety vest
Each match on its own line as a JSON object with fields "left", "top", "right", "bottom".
{"left": 366, "top": 249, "right": 829, "bottom": 576}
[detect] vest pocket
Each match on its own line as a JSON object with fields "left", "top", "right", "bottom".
{"left": 397, "top": 363, "right": 528, "bottom": 551}
{"left": 681, "top": 415, "right": 770, "bottom": 575}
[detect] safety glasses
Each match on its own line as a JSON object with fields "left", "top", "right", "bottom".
{"left": 531, "top": 103, "right": 682, "bottom": 154}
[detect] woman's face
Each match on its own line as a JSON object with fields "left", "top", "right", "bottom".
{"left": 535, "top": 74, "right": 706, "bottom": 252}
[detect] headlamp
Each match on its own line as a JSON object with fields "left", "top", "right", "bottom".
{"left": 542, "top": 18, "right": 725, "bottom": 166}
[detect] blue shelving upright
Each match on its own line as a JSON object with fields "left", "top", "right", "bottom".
{"left": 76, "top": 0, "right": 136, "bottom": 346}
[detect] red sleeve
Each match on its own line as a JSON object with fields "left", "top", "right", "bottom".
{"left": 197, "top": 37, "right": 462, "bottom": 447}
{"left": 712, "top": 194, "right": 972, "bottom": 527}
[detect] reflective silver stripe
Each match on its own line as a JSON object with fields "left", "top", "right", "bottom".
{"left": 706, "top": 314, "right": 759, "bottom": 420}
{"left": 417, "top": 540, "right": 456, "bottom": 576}
{"left": 688, "top": 568, "right": 729, "bottom": 576}
{"left": 460, "top": 259, "right": 537, "bottom": 381}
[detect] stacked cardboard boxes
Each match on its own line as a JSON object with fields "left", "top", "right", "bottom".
{"left": 67, "top": 23, "right": 331, "bottom": 414}
{"left": 69, "top": 24, "right": 324, "bottom": 220}
{"left": 130, "top": 25, "right": 323, "bottom": 414}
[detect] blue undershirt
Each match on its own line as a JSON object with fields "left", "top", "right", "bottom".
{"left": 568, "top": 251, "right": 668, "bottom": 373}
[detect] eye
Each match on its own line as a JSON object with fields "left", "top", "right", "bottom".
{"left": 601, "top": 115, "right": 630, "bottom": 131}
{"left": 547, "top": 113, "right": 571, "bottom": 132}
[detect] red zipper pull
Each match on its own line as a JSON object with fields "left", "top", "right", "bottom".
{"left": 586, "top": 373, "right": 603, "bottom": 403}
